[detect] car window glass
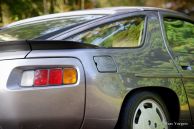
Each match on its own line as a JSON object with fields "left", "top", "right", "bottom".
{"left": 0, "top": 15, "right": 104, "bottom": 41}
{"left": 66, "top": 16, "right": 145, "bottom": 48}
{"left": 164, "top": 18, "right": 194, "bottom": 54}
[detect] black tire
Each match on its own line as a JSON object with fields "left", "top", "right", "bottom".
{"left": 116, "top": 91, "right": 171, "bottom": 129}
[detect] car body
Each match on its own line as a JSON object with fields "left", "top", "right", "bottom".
{"left": 0, "top": 7, "right": 193, "bottom": 129}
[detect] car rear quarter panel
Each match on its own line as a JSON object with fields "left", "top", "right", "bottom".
{"left": 25, "top": 12, "right": 191, "bottom": 129}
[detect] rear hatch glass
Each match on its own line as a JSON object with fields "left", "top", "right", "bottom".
{"left": 0, "top": 15, "right": 104, "bottom": 41}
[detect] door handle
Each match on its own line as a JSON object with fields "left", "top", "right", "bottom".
{"left": 181, "top": 65, "right": 192, "bottom": 71}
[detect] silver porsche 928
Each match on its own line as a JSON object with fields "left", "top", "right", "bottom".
{"left": 0, "top": 7, "right": 193, "bottom": 129}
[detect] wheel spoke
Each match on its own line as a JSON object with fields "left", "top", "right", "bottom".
{"left": 132, "top": 99, "right": 168, "bottom": 129}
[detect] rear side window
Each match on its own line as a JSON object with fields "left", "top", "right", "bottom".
{"left": 164, "top": 18, "right": 194, "bottom": 54}
{"left": 66, "top": 16, "right": 145, "bottom": 48}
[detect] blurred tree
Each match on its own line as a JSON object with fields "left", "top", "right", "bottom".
{"left": 1, "top": 0, "right": 43, "bottom": 22}
{"left": 0, "top": 0, "right": 2, "bottom": 23}
{"left": 1, "top": 0, "right": 12, "bottom": 25}
{"left": 50, "top": 0, "right": 54, "bottom": 13}
{"left": 81, "top": 0, "right": 85, "bottom": 9}
{"left": 163, "top": 0, "right": 194, "bottom": 16}
{"left": 43, "top": 0, "right": 48, "bottom": 14}
{"left": 0, "top": 0, "right": 193, "bottom": 26}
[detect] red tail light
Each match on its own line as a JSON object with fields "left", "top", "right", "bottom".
{"left": 49, "top": 68, "right": 63, "bottom": 85}
{"left": 34, "top": 69, "right": 48, "bottom": 86}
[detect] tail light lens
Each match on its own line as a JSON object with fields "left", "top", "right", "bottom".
{"left": 20, "top": 67, "right": 77, "bottom": 87}
{"left": 63, "top": 68, "right": 77, "bottom": 84}
{"left": 20, "top": 71, "right": 34, "bottom": 87}
{"left": 49, "top": 68, "right": 63, "bottom": 85}
{"left": 34, "top": 69, "right": 48, "bottom": 86}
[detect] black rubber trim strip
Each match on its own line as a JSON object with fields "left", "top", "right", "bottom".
{"left": 0, "top": 41, "right": 30, "bottom": 51}
{"left": 27, "top": 40, "right": 98, "bottom": 50}
{"left": 0, "top": 40, "right": 98, "bottom": 51}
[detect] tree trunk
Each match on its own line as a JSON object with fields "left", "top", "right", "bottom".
{"left": 43, "top": 0, "right": 49, "bottom": 14}
{"left": 0, "top": 0, "right": 2, "bottom": 23}
{"left": 50, "top": 0, "right": 54, "bottom": 13}
{"left": 1, "top": 3, "right": 11, "bottom": 25}
{"left": 56, "top": 0, "right": 64, "bottom": 12}
{"left": 81, "top": 0, "right": 85, "bottom": 10}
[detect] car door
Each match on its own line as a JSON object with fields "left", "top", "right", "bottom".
{"left": 162, "top": 15, "right": 194, "bottom": 124}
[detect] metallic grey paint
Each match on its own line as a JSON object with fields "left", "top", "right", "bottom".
{"left": 0, "top": 7, "right": 193, "bottom": 129}
{"left": 0, "top": 58, "right": 85, "bottom": 129}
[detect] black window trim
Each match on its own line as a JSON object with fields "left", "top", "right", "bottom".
{"left": 158, "top": 11, "right": 182, "bottom": 72}
{"left": 160, "top": 11, "right": 194, "bottom": 55}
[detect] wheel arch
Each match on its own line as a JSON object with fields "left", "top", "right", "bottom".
{"left": 115, "top": 86, "right": 180, "bottom": 128}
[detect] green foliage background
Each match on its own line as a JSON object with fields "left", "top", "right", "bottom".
{"left": 0, "top": 0, "right": 194, "bottom": 26}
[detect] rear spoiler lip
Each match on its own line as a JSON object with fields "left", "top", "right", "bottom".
{"left": 0, "top": 41, "right": 30, "bottom": 52}
{"left": 28, "top": 40, "right": 98, "bottom": 50}
{"left": 0, "top": 40, "right": 98, "bottom": 52}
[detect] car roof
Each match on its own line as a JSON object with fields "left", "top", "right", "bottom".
{"left": 5, "top": 9, "right": 117, "bottom": 28}
{"left": 5, "top": 6, "right": 182, "bottom": 28}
